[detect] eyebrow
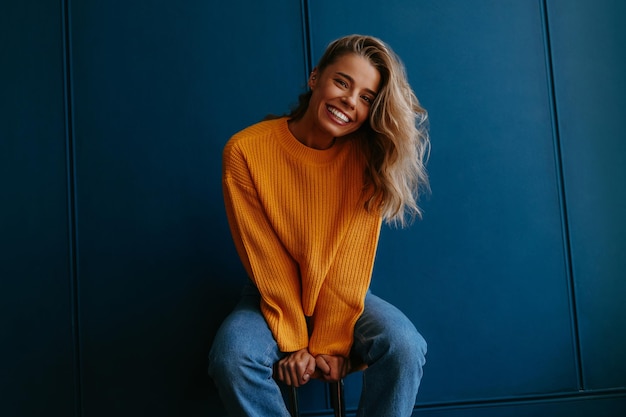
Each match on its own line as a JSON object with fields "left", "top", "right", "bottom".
{"left": 336, "top": 71, "right": 378, "bottom": 97}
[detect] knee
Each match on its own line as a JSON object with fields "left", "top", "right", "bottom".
{"left": 208, "top": 328, "right": 249, "bottom": 382}
{"left": 208, "top": 338, "right": 239, "bottom": 386}
{"left": 398, "top": 325, "right": 427, "bottom": 366}
{"left": 378, "top": 320, "right": 427, "bottom": 373}
{"left": 208, "top": 337, "right": 239, "bottom": 384}
{"left": 208, "top": 323, "right": 275, "bottom": 385}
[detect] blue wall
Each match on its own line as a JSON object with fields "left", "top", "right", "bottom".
{"left": 1, "top": 1, "right": 624, "bottom": 416}
{"left": 1, "top": 1, "right": 75, "bottom": 415}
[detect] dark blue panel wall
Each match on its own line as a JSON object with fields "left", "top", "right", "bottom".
{"left": 0, "top": 1, "right": 76, "bottom": 416}
{"left": 547, "top": 0, "right": 626, "bottom": 390}
{"left": 69, "top": 1, "right": 305, "bottom": 416}
{"left": 309, "top": 0, "right": 576, "bottom": 406}
{"left": 2, "top": 0, "right": 625, "bottom": 416}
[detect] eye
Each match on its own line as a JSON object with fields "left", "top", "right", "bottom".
{"left": 334, "top": 78, "right": 348, "bottom": 88}
{"left": 361, "top": 95, "right": 374, "bottom": 104}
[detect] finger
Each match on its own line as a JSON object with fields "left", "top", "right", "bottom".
{"left": 300, "top": 356, "right": 316, "bottom": 385}
{"left": 316, "top": 355, "right": 331, "bottom": 375}
{"left": 280, "top": 365, "right": 290, "bottom": 386}
{"left": 299, "top": 362, "right": 309, "bottom": 383}
{"left": 294, "top": 363, "right": 306, "bottom": 387}
{"left": 291, "top": 365, "right": 303, "bottom": 387}
{"left": 326, "top": 360, "right": 340, "bottom": 381}
{"left": 306, "top": 356, "right": 316, "bottom": 378}
{"left": 282, "top": 360, "right": 296, "bottom": 386}
{"left": 323, "top": 356, "right": 345, "bottom": 382}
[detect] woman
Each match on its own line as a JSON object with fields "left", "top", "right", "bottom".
{"left": 209, "top": 34, "right": 430, "bottom": 417}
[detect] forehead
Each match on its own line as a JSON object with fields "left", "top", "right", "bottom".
{"left": 324, "top": 53, "right": 381, "bottom": 92}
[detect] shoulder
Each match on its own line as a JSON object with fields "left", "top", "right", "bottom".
{"left": 223, "top": 117, "right": 286, "bottom": 170}
{"left": 227, "top": 117, "right": 285, "bottom": 149}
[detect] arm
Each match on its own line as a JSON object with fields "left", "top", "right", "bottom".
{"left": 222, "top": 142, "right": 309, "bottom": 353}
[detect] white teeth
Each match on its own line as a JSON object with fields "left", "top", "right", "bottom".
{"left": 328, "top": 106, "right": 349, "bottom": 123}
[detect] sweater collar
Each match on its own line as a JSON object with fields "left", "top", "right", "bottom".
{"left": 276, "top": 117, "right": 348, "bottom": 165}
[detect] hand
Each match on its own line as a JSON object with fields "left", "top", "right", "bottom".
{"left": 274, "top": 348, "right": 317, "bottom": 387}
{"left": 314, "top": 354, "right": 349, "bottom": 382}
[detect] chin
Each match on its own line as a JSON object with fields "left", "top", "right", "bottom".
{"left": 323, "top": 120, "right": 358, "bottom": 138}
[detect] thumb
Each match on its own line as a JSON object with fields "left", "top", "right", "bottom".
{"left": 316, "top": 355, "right": 331, "bottom": 375}
{"left": 302, "top": 357, "right": 316, "bottom": 383}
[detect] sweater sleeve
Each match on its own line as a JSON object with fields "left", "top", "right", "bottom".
{"left": 308, "top": 213, "right": 383, "bottom": 357}
{"left": 222, "top": 141, "right": 309, "bottom": 353}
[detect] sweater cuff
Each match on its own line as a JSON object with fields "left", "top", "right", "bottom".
{"left": 307, "top": 297, "right": 363, "bottom": 357}
{"left": 261, "top": 299, "right": 309, "bottom": 353}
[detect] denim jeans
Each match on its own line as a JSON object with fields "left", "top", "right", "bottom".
{"left": 208, "top": 284, "right": 427, "bottom": 417}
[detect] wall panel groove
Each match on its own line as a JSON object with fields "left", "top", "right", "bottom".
{"left": 62, "top": 0, "right": 83, "bottom": 415}
{"left": 300, "top": 0, "right": 313, "bottom": 78}
{"left": 1, "top": 0, "right": 76, "bottom": 415}
{"left": 539, "top": 0, "right": 584, "bottom": 391}
{"left": 546, "top": 0, "right": 626, "bottom": 391}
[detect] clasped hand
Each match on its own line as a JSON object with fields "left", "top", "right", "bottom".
{"left": 274, "top": 348, "right": 349, "bottom": 387}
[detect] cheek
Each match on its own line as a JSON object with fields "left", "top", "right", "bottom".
{"left": 357, "top": 104, "right": 372, "bottom": 123}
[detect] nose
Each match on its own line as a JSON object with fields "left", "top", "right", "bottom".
{"left": 341, "top": 93, "right": 357, "bottom": 109}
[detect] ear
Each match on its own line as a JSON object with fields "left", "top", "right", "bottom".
{"left": 308, "top": 68, "right": 319, "bottom": 90}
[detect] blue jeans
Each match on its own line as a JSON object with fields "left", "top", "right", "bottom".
{"left": 208, "top": 284, "right": 427, "bottom": 417}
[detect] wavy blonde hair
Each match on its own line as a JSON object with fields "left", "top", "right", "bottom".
{"left": 290, "top": 35, "right": 430, "bottom": 227}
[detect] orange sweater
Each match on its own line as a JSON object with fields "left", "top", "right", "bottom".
{"left": 222, "top": 117, "right": 382, "bottom": 356}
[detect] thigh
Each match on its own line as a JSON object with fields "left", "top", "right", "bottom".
{"left": 351, "top": 292, "right": 426, "bottom": 365}
{"left": 210, "top": 284, "right": 282, "bottom": 369}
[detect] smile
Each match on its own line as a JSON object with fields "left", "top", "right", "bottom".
{"left": 327, "top": 105, "right": 351, "bottom": 123}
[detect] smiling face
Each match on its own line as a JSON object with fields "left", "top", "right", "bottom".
{"left": 305, "top": 53, "right": 381, "bottom": 143}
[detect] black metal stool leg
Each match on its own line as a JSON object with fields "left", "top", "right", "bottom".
{"left": 329, "top": 379, "right": 345, "bottom": 417}
{"left": 288, "top": 385, "right": 300, "bottom": 417}
{"left": 288, "top": 379, "right": 345, "bottom": 417}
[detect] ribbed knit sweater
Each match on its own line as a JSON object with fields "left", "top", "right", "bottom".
{"left": 222, "top": 117, "right": 382, "bottom": 357}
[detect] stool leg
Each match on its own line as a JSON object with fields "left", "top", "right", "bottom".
{"left": 329, "top": 379, "right": 345, "bottom": 417}
{"left": 288, "top": 385, "right": 300, "bottom": 417}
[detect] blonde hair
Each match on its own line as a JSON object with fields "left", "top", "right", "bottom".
{"left": 290, "top": 35, "right": 430, "bottom": 227}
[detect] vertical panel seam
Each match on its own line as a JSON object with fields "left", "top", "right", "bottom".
{"left": 300, "top": 0, "right": 313, "bottom": 81}
{"left": 62, "top": 0, "right": 83, "bottom": 414}
{"left": 540, "top": 0, "right": 584, "bottom": 391}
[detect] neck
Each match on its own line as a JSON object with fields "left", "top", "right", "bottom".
{"left": 288, "top": 116, "right": 335, "bottom": 150}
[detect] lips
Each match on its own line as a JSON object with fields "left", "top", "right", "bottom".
{"left": 327, "top": 105, "right": 351, "bottom": 124}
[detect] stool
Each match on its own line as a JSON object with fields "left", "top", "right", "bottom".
{"left": 288, "top": 379, "right": 345, "bottom": 417}
{"left": 283, "top": 354, "right": 366, "bottom": 417}
{"left": 287, "top": 355, "right": 365, "bottom": 417}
